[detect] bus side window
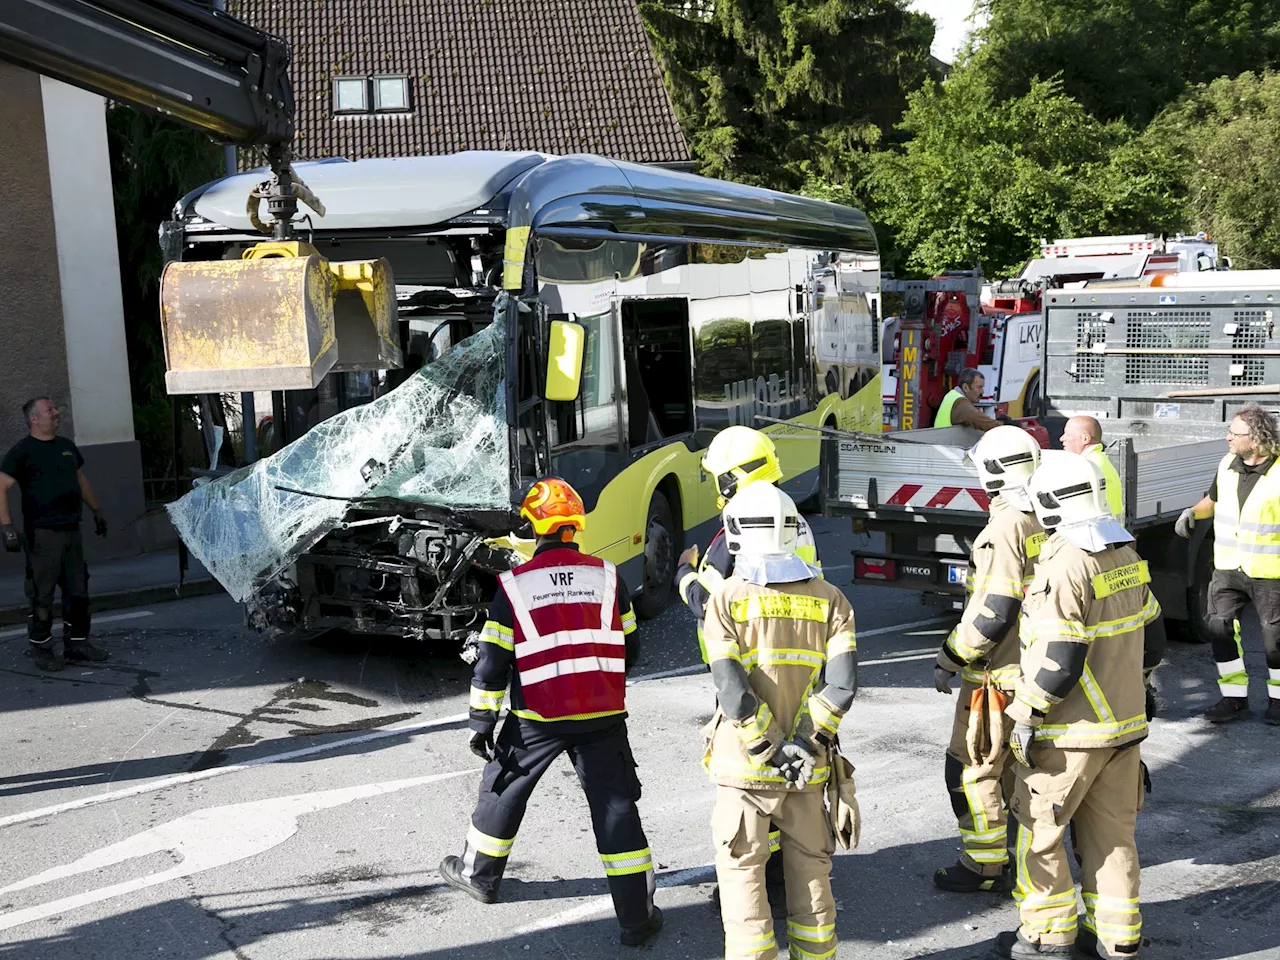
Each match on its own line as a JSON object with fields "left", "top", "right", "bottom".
{"left": 547, "top": 310, "right": 621, "bottom": 451}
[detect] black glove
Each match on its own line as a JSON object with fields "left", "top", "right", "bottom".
{"left": 1145, "top": 683, "right": 1158, "bottom": 721}
{"left": 469, "top": 730, "right": 495, "bottom": 762}
{"left": 1009, "top": 722, "right": 1037, "bottom": 769}
{"left": 1, "top": 524, "right": 19, "bottom": 553}
{"left": 934, "top": 666, "right": 956, "bottom": 695}
{"left": 996, "top": 412, "right": 1016, "bottom": 425}
{"left": 1174, "top": 508, "right": 1196, "bottom": 539}
{"left": 93, "top": 511, "right": 108, "bottom": 537}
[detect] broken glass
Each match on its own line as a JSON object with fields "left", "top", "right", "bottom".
{"left": 167, "top": 306, "right": 511, "bottom": 602}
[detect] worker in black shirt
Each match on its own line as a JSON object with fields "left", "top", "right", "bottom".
{"left": 1176, "top": 404, "right": 1280, "bottom": 724}
{"left": 1, "top": 397, "right": 109, "bottom": 671}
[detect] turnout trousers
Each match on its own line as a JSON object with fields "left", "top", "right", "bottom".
{"left": 945, "top": 678, "right": 1016, "bottom": 877}
{"left": 1205, "top": 569, "right": 1280, "bottom": 701}
{"left": 458, "top": 716, "right": 655, "bottom": 929}
{"left": 1010, "top": 745, "right": 1143, "bottom": 953}
{"left": 712, "top": 785, "right": 837, "bottom": 960}
{"left": 26, "top": 529, "right": 89, "bottom": 644}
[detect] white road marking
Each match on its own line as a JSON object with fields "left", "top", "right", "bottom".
{"left": 861, "top": 652, "right": 937, "bottom": 666}
{"left": 512, "top": 863, "right": 717, "bottom": 937}
{"left": 0, "top": 769, "right": 474, "bottom": 931}
{"left": 0, "top": 610, "right": 153, "bottom": 640}
{"left": 859, "top": 615, "right": 953, "bottom": 638}
{"left": 0, "top": 710, "right": 470, "bottom": 830}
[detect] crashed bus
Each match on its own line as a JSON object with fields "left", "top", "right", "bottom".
{"left": 163, "top": 152, "right": 882, "bottom": 642}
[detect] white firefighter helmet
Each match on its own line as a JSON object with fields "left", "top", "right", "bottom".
{"left": 971, "top": 425, "right": 1041, "bottom": 493}
{"left": 722, "top": 482, "right": 801, "bottom": 559}
{"left": 1028, "top": 451, "right": 1108, "bottom": 529}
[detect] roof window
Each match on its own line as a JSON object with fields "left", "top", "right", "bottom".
{"left": 333, "top": 77, "right": 369, "bottom": 114}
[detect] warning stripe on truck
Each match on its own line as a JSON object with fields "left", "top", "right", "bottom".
{"left": 883, "top": 484, "right": 990, "bottom": 511}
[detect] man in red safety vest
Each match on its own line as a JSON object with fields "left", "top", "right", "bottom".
{"left": 439, "top": 477, "right": 663, "bottom": 948}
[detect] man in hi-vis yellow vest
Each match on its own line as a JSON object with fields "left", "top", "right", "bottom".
{"left": 934, "top": 369, "right": 1014, "bottom": 432}
{"left": 1061, "top": 416, "right": 1124, "bottom": 521}
{"left": 1175, "top": 403, "right": 1280, "bottom": 725}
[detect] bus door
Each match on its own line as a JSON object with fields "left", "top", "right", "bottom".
{"left": 618, "top": 297, "right": 694, "bottom": 452}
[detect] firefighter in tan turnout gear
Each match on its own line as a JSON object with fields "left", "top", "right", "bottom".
{"left": 994, "top": 453, "right": 1166, "bottom": 960}
{"left": 933, "top": 426, "right": 1045, "bottom": 893}
{"left": 701, "top": 482, "right": 859, "bottom": 960}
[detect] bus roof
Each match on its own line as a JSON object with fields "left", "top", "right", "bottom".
{"left": 179, "top": 152, "right": 875, "bottom": 253}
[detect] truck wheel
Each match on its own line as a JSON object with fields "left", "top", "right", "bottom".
{"left": 634, "top": 491, "right": 675, "bottom": 619}
{"left": 1024, "top": 372, "right": 1044, "bottom": 419}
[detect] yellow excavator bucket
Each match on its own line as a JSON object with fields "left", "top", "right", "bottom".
{"left": 158, "top": 242, "right": 403, "bottom": 394}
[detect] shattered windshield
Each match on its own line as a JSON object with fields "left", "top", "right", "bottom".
{"left": 167, "top": 306, "right": 511, "bottom": 603}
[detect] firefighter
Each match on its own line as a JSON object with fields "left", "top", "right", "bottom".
{"left": 996, "top": 453, "right": 1165, "bottom": 959}
{"left": 438, "top": 477, "right": 663, "bottom": 948}
{"left": 1061, "top": 415, "right": 1124, "bottom": 520}
{"left": 676, "top": 425, "right": 821, "bottom": 665}
{"left": 701, "top": 482, "right": 858, "bottom": 960}
{"left": 673, "top": 425, "right": 821, "bottom": 906}
{"left": 1175, "top": 403, "right": 1280, "bottom": 724}
{"left": 933, "top": 425, "right": 1044, "bottom": 894}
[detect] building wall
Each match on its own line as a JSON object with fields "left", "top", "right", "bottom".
{"left": 0, "top": 68, "right": 144, "bottom": 572}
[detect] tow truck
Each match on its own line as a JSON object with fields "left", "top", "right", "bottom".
{"left": 880, "top": 234, "right": 1227, "bottom": 430}
{"left": 829, "top": 268, "right": 1277, "bottom": 640}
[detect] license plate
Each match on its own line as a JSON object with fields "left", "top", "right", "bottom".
{"left": 946, "top": 562, "right": 968, "bottom": 585}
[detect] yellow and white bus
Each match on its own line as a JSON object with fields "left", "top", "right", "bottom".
{"left": 168, "top": 152, "right": 881, "bottom": 638}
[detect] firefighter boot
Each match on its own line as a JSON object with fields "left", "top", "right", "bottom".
{"left": 934, "top": 860, "right": 1014, "bottom": 893}
{"left": 1074, "top": 927, "right": 1140, "bottom": 958}
{"left": 993, "top": 930, "right": 1074, "bottom": 958}
{"left": 438, "top": 856, "right": 497, "bottom": 904}
{"left": 620, "top": 904, "right": 664, "bottom": 947}
{"left": 64, "top": 638, "right": 108, "bottom": 662}
{"left": 1265, "top": 700, "right": 1280, "bottom": 726}
{"left": 27, "top": 639, "right": 64, "bottom": 672}
{"left": 1204, "top": 696, "right": 1248, "bottom": 723}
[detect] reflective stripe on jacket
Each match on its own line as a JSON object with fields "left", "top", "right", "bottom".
{"left": 1083, "top": 444, "right": 1124, "bottom": 521}
{"left": 701, "top": 576, "right": 856, "bottom": 790}
{"left": 1214, "top": 453, "right": 1280, "bottom": 578}
{"left": 497, "top": 550, "right": 628, "bottom": 721}
{"left": 938, "top": 495, "right": 1044, "bottom": 690}
{"left": 1009, "top": 536, "right": 1162, "bottom": 749}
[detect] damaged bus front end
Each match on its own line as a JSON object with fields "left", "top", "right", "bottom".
{"left": 162, "top": 153, "right": 558, "bottom": 642}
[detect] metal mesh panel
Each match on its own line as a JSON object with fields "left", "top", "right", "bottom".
{"left": 1231, "top": 310, "right": 1270, "bottom": 386}
{"left": 1073, "top": 311, "right": 1107, "bottom": 383}
{"left": 1124, "top": 310, "right": 1210, "bottom": 384}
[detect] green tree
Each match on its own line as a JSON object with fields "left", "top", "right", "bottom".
{"left": 866, "top": 72, "right": 1186, "bottom": 276}
{"left": 965, "top": 0, "right": 1280, "bottom": 127}
{"left": 1144, "top": 71, "right": 1280, "bottom": 269}
{"left": 640, "top": 0, "right": 937, "bottom": 191}
{"left": 106, "top": 107, "right": 222, "bottom": 491}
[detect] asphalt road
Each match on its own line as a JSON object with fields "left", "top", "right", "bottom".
{"left": 1, "top": 515, "right": 1278, "bottom": 960}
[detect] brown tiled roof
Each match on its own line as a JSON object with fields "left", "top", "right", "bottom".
{"left": 228, "top": 0, "right": 689, "bottom": 165}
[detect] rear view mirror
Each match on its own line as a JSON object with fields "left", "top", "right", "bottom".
{"left": 545, "top": 320, "right": 585, "bottom": 402}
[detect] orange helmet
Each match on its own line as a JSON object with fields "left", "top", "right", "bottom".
{"left": 520, "top": 477, "right": 587, "bottom": 539}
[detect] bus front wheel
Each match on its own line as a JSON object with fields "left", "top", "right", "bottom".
{"left": 635, "top": 491, "right": 675, "bottom": 619}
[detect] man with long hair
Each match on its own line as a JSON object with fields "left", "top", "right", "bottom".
{"left": 1176, "top": 403, "right": 1280, "bottom": 724}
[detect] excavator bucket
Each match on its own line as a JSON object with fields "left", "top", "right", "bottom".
{"left": 158, "top": 243, "right": 401, "bottom": 394}
{"left": 160, "top": 253, "right": 337, "bottom": 393}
